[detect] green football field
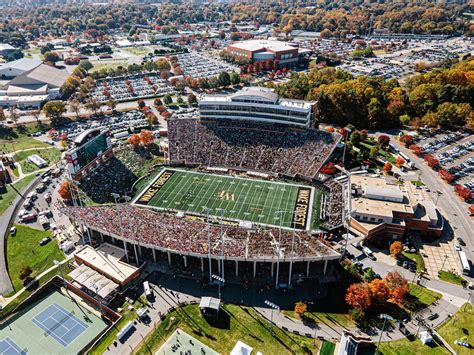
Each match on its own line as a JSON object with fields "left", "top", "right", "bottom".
{"left": 133, "top": 169, "right": 322, "bottom": 230}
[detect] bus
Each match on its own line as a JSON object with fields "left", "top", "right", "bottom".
{"left": 143, "top": 281, "right": 153, "bottom": 300}
{"left": 458, "top": 251, "right": 471, "bottom": 276}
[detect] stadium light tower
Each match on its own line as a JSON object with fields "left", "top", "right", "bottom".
{"left": 111, "top": 193, "right": 128, "bottom": 263}
{"left": 264, "top": 300, "right": 280, "bottom": 336}
{"left": 274, "top": 210, "right": 286, "bottom": 289}
{"left": 211, "top": 274, "right": 225, "bottom": 300}
{"left": 204, "top": 207, "right": 212, "bottom": 283}
{"left": 216, "top": 208, "right": 226, "bottom": 283}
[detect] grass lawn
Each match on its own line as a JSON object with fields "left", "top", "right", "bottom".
{"left": 122, "top": 46, "right": 158, "bottom": 56}
{"left": 90, "top": 60, "right": 129, "bottom": 73}
{"left": 0, "top": 265, "right": 71, "bottom": 318}
{"left": 320, "top": 340, "right": 336, "bottom": 355}
{"left": 17, "top": 147, "right": 61, "bottom": 173}
{"left": 134, "top": 304, "right": 320, "bottom": 355}
{"left": 6, "top": 224, "right": 64, "bottom": 292}
{"left": 89, "top": 297, "right": 148, "bottom": 354}
{"left": 438, "top": 271, "right": 467, "bottom": 287}
{"left": 402, "top": 251, "right": 426, "bottom": 272}
{"left": 379, "top": 337, "right": 449, "bottom": 355}
{"left": 360, "top": 142, "right": 396, "bottom": 163}
{"left": 0, "top": 135, "right": 49, "bottom": 153}
{"left": 10, "top": 164, "right": 18, "bottom": 177}
{"left": 282, "top": 309, "right": 355, "bottom": 329}
{"left": 0, "top": 174, "right": 36, "bottom": 215}
{"left": 411, "top": 180, "right": 424, "bottom": 188}
{"left": 407, "top": 284, "right": 441, "bottom": 308}
{"left": 437, "top": 303, "right": 474, "bottom": 355}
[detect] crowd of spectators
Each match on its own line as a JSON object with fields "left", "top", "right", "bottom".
{"left": 168, "top": 118, "right": 339, "bottom": 179}
{"left": 63, "top": 205, "right": 336, "bottom": 260}
{"left": 322, "top": 179, "right": 345, "bottom": 229}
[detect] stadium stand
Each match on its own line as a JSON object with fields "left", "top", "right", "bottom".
{"left": 167, "top": 119, "right": 340, "bottom": 179}
{"left": 62, "top": 204, "right": 337, "bottom": 261}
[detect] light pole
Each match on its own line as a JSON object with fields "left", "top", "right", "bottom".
{"left": 216, "top": 208, "right": 225, "bottom": 283}
{"left": 112, "top": 193, "right": 128, "bottom": 263}
{"left": 377, "top": 313, "right": 394, "bottom": 353}
{"left": 439, "top": 254, "right": 448, "bottom": 274}
{"left": 54, "top": 259, "right": 70, "bottom": 297}
{"left": 264, "top": 300, "right": 280, "bottom": 336}
{"left": 274, "top": 210, "right": 285, "bottom": 289}
{"left": 211, "top": 274, "right": 225, "bottom": 300}
{"left": 204, "top": 208, "right": 212, "bottom": 283}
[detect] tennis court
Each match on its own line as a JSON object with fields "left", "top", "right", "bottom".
{"left": 32, "top": 303, "right": 88, "bottom": 347}
{"left": 0, "top": 290, "right": 107, "bottom": 354}
{"left": 133, "top": 168, "right": 322, "bottom": 230}
{"left": 0, "top": 337, "right": 26, "bottom": 355}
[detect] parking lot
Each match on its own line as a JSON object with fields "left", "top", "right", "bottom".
{"left": 89, "top": 72, "right": 176, "bottom": 103}
{"left": 175, "top": 52, "right": 238, "bottom": 79}
{"left": 417, "top": 130, "right": 474, "bottom": 188}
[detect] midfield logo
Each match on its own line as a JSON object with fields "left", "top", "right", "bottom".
{"left": 218, "top": 190, "right": 235, "bottom": 201}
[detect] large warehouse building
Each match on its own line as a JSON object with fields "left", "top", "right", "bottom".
{"left": 0, "top": 62, "right": 68, "bottom": 108}
{"left": 226, "top": 40, "right": 299, "bottom": 66}
{"left": 199, "top": 87, "right": 314, "bottom": 128}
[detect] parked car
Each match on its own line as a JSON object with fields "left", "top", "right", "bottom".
{"left": 21, "top": 212, "right": 37, "bottom": 223}
{"left": 10, "top": 226, "right": 16, "bottom": 236}
{"left": 457, "top": 237, "right": 466, "bottom": 246}
{"left": 39, "top": 237, "right": 51, "bottom": 246}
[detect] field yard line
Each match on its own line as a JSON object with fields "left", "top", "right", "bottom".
{"left": 154, "top": 171, "right": 185, "bottom": 208}
{"left": 132, "top": 168, "right": 167, "bottom": 204}
{"left": 274, "top": 184, "right": 289, "bottom": 227}
{"left": 235, "top": 178, "right": 253, "bottom": 219}
{"left": 165, "top": 171, "right": 195, "bottom": 209}
{"left": 149, "top": 170, "right": 180, "bottom": 207}
{"left": 258, "top": 183, "right": 274, "bottom": 224}
{"left": 214, "top": 175, "right": 231, "bottom": 213}
{"left": 248, "top": 179, "right": 267, "bottom": 222}
{"left": 202, "top": 174, "right": 226, "bottom": 212}
{"left": 191, "top": 173, "right": 214, "bottom": 213}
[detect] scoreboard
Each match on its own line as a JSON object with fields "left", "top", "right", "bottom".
{"left": 66, "top": 130, "right": 113, "bottom": 180}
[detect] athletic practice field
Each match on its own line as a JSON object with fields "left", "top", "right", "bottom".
{"left": 133, "top": 169, "right": 322, "bottom": 230}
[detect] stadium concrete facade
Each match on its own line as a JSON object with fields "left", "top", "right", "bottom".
{"left": 199, "top": 87, "right": 314, "bottom": 128}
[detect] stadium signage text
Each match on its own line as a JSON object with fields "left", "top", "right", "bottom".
{"left": 292, "top": 187, "right": 311, "bottom": 230}
{"left": 136, "top": 171, "right": 175, "bottom": 205}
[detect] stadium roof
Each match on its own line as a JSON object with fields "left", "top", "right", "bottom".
{"left": 0, "top": 43, "right": 15, "bottom": 51}
{"left": 0, "top": 58, "right": 41, "bottom": 72}
{"left": 229, "top": 40, "right": 296, "bottom": 52}
{"left": 231, "top": 87, "right": 278, "bottom": 103}
{"left": 6, "top": 63, "right": 68, "bottom": 89}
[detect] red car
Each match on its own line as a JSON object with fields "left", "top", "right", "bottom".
{"left": 21, "top": 213, "right": 37, "bottom": 223}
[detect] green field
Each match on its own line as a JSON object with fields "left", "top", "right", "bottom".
{"left": 7, "top": 225, "right": 64, "bottom": 292}
{"left": 0, "top": 174, "right": 36, "bottom": 215}
{"left": 133, "top": 169, "right": 321, "bottom": 230}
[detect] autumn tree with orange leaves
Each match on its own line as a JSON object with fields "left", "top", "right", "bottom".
{"left": 58, "top": 181, "right": 72, "bottom": 200}
{"left": 395, "top": 156, "right": 405, "bottom": 167}
{"left": 128, "top": 134, "right": 141, "bottom": 148}
{"left": 294, "top": 301, "right": 307, "bottom": 317}
{"left": 384, "top": 271, "right": 409, "bottom": 304}
{"left": 139, "top": 130, "right": 153, "bottom": 145}
{"left": 345, "top": 283, "right": 372, "bottom": 310}
{"left": 390, "top": 241, "right": 403, "bottom": 258}
{"left": 368, "top": 279, "right": 390, "bottom": 304}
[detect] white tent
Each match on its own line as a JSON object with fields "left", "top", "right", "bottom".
{"left": 230, "top": 340, "right": 253, "bottom": 355}
{"left": 419, "top": 331, "right": 433, "bottom": 345}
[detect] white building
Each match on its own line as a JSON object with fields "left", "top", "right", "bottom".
{"left": 0, "top": 58, "right": 42, "bottom": 79}
{"left": 199, "top": 87, "right": 314, "bottom": 128}
{"left": 0, "top": 63, "right": 68, "bottom": 108}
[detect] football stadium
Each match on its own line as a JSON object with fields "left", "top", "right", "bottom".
{"left": 64, "top": 112, "right": 347, "bottom": 288}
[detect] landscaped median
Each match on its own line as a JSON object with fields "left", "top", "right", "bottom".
{"left": 133, "top": 304, "right": 322, "bottom": 355}
{"left": 0, "top": 174, "right": 36, "bottom": 214}
{"left": 438, "top": 271, "right": 467, "bottom": 287}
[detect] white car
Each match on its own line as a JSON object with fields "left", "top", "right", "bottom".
{"left": 454, "top": 243, "right": 462, "bottom": 251}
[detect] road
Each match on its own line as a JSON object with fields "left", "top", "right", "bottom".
{"left": 390, "top": 139, "right": 474, "bottom": 282}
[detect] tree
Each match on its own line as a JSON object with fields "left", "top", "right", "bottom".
{"left": 176, "top": 96, "right": 184, "bottom": 104}
{"left": 107, "top": 99, "right": 116, "bottom": 112}
{"left": 43, "top": 101, "right": 66, "bottom": 126}
{"left": 383, "top": 162, "right": 392, "bottom": 173}
{"left": 187, "top": 93, "right": 197, "bottom": 105}
{"left": 58, "top": 181, "right": 72, "bottom": 200}
{"left": 369, "top": 145, "right": 379, "bottom": 159}
{"left": 163, "top": 94, "right": 173, "bottom": 105}
{"left": 0, "top": 108, "right": 5, "bottom": 126}
{"left": 9, "top": 108, "right": 19, "bottom": 127}
{"left": 69, "top": 99, "right": 82, "bottom": 120}
{"left": 390, "top": 241, "right": 403, "bottom": 258}
{"left": 384, "top": 271, "right": 408, "bottom": 304}
{"left": 399, "top": 134, "right": 413, "bottom": 147}
{"left": 349, "top": 131, "right": 361, "bottom": 146}
{"left": 395, "top": 156, "right": 405, "bottom": 167}
{"left": 294, "top": 301, "right": 307, "bottom": 317}
{"left": 19, "top": 266, "right": 34, "bottom": 286}
{"left": 156, "top": 58, "right": 171, "bottom": 71}
{"left": 139, "top": 130, "right": 153, "bottom": 145}
{"left": 409, "top": 144, "right": 424, "bottom": 156}
{"left": 85, "top": 97, "right": 101, "bottom": 116}
{"left": 218, "top": 72, "right": 231, "bottom": 87}
{"left": 137, "top": 99, "right": 146, "bottom": 109}
{"left": 43, "top": 51, "right": 60, "bottom": 64}
{"left": 377, "top": 135, "right": 390, "bottom": 148}
{"left": 363, "top": 267, "right": 376, "bottom": 282}
{"left": 399, "top": 114, "right": 411, "bottom": 125}
{"left": 439, "top": 169, "right": 454, "bottom": 183}
{"left": 345, "top": 283, "right": 371, "bottom": 310}
{"left": 349, "top": 308, "right": 366, "bottom": 325}
{"left": 78, "top": 60, "right": 93, "bottom": 71}
{"left": 128, "top": 134, "right": 141, "bottom": 148}
{"left": 368, "top": 279, "right": 390, "bottom": 304}
{"left": 424, "top": 154, "right": 439, "bottom": 168}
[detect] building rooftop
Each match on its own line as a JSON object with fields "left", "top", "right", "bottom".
{"left": 5, "top": 63, "right": 68, "bottom": 89}
{"left": 229, "top": 40, "right": 296, "bottom": 52}
{"left": 0, "top": 58, "right": 41, "bottom": 72}
{"left": 74, "top": 243, "right": 139, "bottom": 284}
